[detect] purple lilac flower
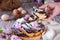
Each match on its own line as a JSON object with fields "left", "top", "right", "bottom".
{"left": 31, "top": 21, "right": 39, "bottom": 28}
{"left": 24, "top": 14, "right": 30, "bottom": 20}
{"left": 3, "top": 29, "right": 11, "bottom": 34}
{"left": 15, "top": 23, "right": 21, "bottom": 29}
{"left": 37, "top": 0, "right": 42, "bottom": 4}
{"left": 0, "top": 33, "right": 4, "bottom": 38}
{"left": 11, "top": 35, "right": 22, "bottom": 40}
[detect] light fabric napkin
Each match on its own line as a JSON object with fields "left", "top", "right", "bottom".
{"left": 42, "top": 20, "right": 60, "bottom": 40}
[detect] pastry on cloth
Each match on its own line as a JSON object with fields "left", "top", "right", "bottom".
{"left": 11, "top": 19, "right": 45, "bottom": 40}
{"left": 0, "top": 0, "right": 20, "bottom": 10}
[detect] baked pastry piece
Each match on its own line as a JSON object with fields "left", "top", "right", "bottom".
{"left": 33, "top": 8, "right": 48, "bottom": 20}
{"left": 11, "top": 19, "right": 45, "bottom": 40}
{"left": 23, "top": 8, "right": 48, "bottom": 21}
{"left": 0, "top": 0, "right": 20, "bottom": 10}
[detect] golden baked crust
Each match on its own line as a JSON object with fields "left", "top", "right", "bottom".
{"left": 19, "top": 34, "right": 42, "bottom": 40}
{"left": 0, "top": 0, "right": 20, "bottom": 10}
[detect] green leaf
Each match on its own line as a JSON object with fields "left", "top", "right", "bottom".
{"left": 36, "top": 19, "right": 39, "bottom": 22}
{"left": 0, "top": 29, "right": 3, "bottom": 33}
